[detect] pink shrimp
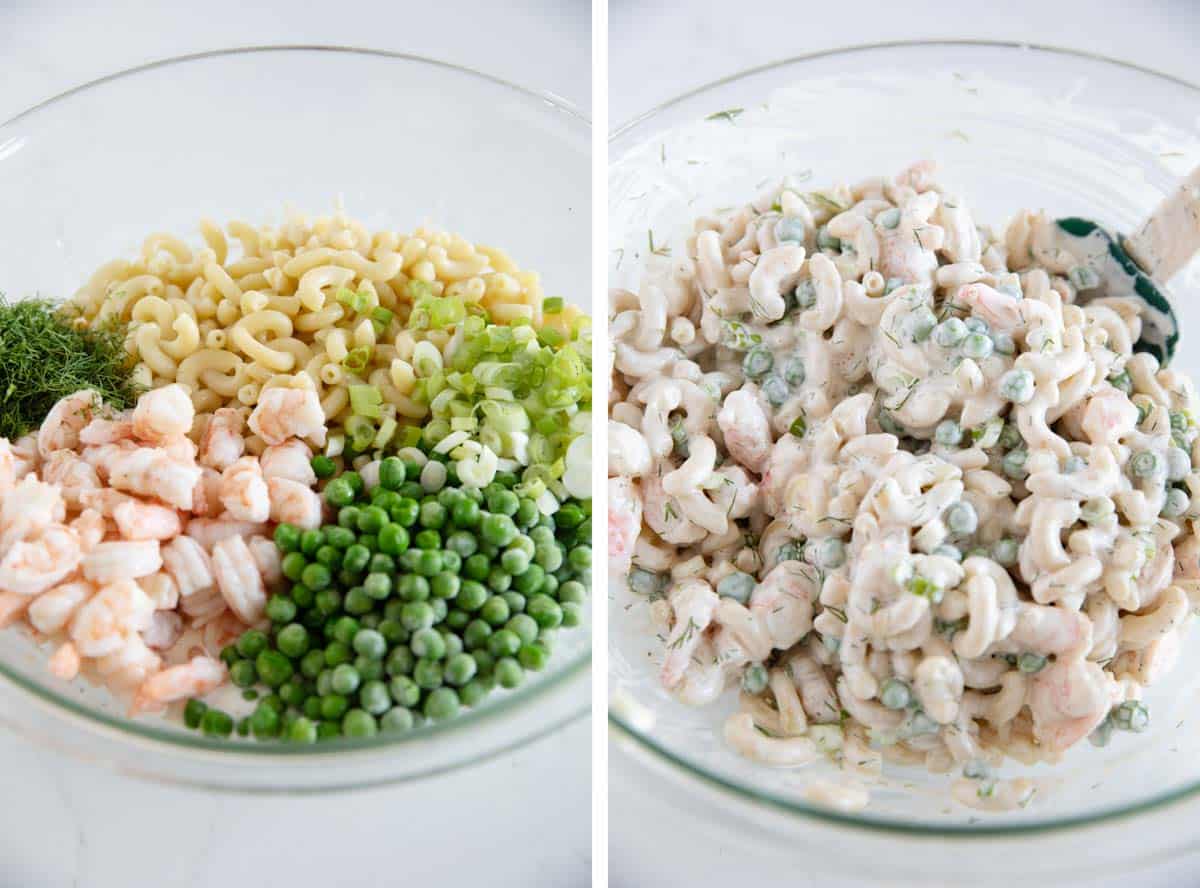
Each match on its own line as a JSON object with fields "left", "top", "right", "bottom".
{"left": 260, "top": 439, "right": 317, "bottom": 485}
{"left": 112, "top": 499, "right": 183, "bottom": 541}
{"left": 248, "top": 535, "right": 284, "bottom": 591}
{"left": 106, "top": 446, "right": 202, "bottom": 510}
{"left": 69, "top": 509, "right": 106, "bottom": 553}
{"left": 717, "top": 387, "right": 773, "bottom": 473}
{"left": 267, "top": 477, "right": 323, "bottom": 529}
{"left": 138, "top": 571, "right": 180, "bottom": 610}
{"left": 184, "top": 517, "right": 270, "bottom": 551}
{"left": 28, "top": 579, "right": 94, "bottom": 634}
{"left": 198, "top": 407, "right": 246, "bottom": 471}
{"left": 0, "top": 591, "right": 31, "bottom": 628}
{"left": 80, "top": 440, "right": 139, "bottom": 480}
{"left": 641, "top": 470, "right": 705, "bottom": 546}
{"left": 0, "top": 438, "right": 18, "bottom": 494}
{"left": 94, "top": 636, "right": 161, "bottom": 690}
{"left": 39, "top": 450, "right": 101, "bottom": 507}
{"left": 131, "top": 384, "right": 194, "bottom": 445}
{"left": 77, "top": 487, "right": 135, "bottom": 517}
{"left": 79, "top": 415, "right": 134, "bottom": 446}
{"left": 37, "top": 390, "right": 98, "bottom": 457}
{"left": 0, "top": 524, "right": 82, "bottom": 596}
{"left": 661, "top": 578, "right": 720, "bottom": 690}
{"left": 131, "top": 655, "right": 225, "bottom": 715}
{"left": 248, "top": 387, "right": 326, "bottom": 447}
{"left": 1028, "top": 658, "right": 1113, "bottom": 754}
{"left": 1079, "top": 387, "right": 1140, "bottom": 446}
{"left": 607, "top": 477, "right": 642, "bottom": 575}
{"left": 179, "top": 583, "right": 227, "bottom": 626}
{"left": 750, "top": 560, "right": 817, "bottom": 650}
{"left": 0, "top": 475, "right": 65, "bottom": 556}
{"left": 1009, "top": 603, "right": 1092, "bottom": 658}
{"left": 142, "top": 610, "right": 183, "bottom": 651}
{"left": 161, "top": 535, "right": 215, "bottom": 597}
{"left": 81, "top": 540, "right": 162, "bottom": 584}
{"left": 211, "top": 535, "right": 266, "bottom": 624}
{"left": 69, "top": 579, "right": 155, "bottom": 657}
{"left": 189, "top": 466, "right": 224, "bottom": 517}
{"left": 47, "top": 642, "right": 81, "bottom": 680}
{"left": 220, "top": 456, "right": 271, "bottom": 523}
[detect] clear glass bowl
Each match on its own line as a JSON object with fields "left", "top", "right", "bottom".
{"left": 609, "top": 41, "right": 1200, "bottom": 879}
{"left": 0, "top": 47, "right": 591, "bottom": 791}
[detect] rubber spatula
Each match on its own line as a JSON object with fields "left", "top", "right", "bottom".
{"left": 1050, "top": 165, "right": 1200, "bottom": 365}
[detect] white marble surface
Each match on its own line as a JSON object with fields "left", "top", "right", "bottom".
{"left": 0, "top": 3, "right": 591, "bottom": 888}
{"left": 608, "top": 1, "right": 1200, "bottom": 885}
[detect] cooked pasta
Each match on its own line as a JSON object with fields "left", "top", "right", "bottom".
{"left": 609, "top": 160, "right": 1200, "bottom": 811}
{"left": 72, "top": 213, "right": 583, "bottom": 456}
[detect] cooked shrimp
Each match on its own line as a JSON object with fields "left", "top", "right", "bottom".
{"left": 69, "top": 579, "right": 155, "bottom": 657}
{"left": 0, "top": 438, "right": 18, "bottom": 494}
{"left": 37, "top": 390, "right": 98, "bottom": 457}
{"left": 94, "top": 636, "right": 161, "bottom": 689}
{"left": 130, "top": 655, "right": 225, "bottom": 715}
{"left": 750, "top": 560, "right": 817, "bottom": 650}
{"left": 267, "top": 477, "right": 322, "bottom": 529}
{"left": 138, "top": 571, "right": 179, "bottom": 610}
{"left": 220, "top": 456, "right": 271, "bottom": 523}
{"left": 0, "top": 524, "right": 83, "bottom": 596}
{"left": 47, "top": 642, "right": 81, "bottom": 680}
{"left": 106, "top": 447, "right": 202, "bottom": 511}
{"left": 179, "top": 583, "right": 227, "bottom": 626}
{"left": 200, "top": 610, "right": 244, "bottom": 655}
{"left": 248, "top": 535, "right": 284, "bottom": 591}
{"left": 0, "top": 475, "right": 65, "bottom": 556}
{"left": 131, "top": 384, "right": 194, "bottom": 444}
{"left": 28, "top": 579, "right": 94, "bottom": 634}
{"left": 81, "top": 540, "right": 162, "bottom": 584}
{"left": 197, "top": 407, "right": 245, "bottom": 471}
{"left": 79, "top": 415, "right": 134, "bottom": 446}
{"left": 1009, "top": 603, "right": 1092, "bottom": 658}
{"left": 1028, "top": 658, "right": 1113, "bottom": 754}
{"left": 717, "top": 387, "right": 773, "bottom": 473}
{"left": 69, "top": 509, "right": 106, "bottom": 553}
{"left": 143, "top": 610, "right": 183, "bottom": 651}
{"left": 259, "top": 439, "right": 316, "bottom": 485}
{"left": 661, "top": 578, "right": 720, "bottom": 689}
{"left": 80, "top": 440, "right": 138, "bottom": 479}
{"left": 184, "top": 517, "right": 270, "bottom": 551}
{"left": 608, "top": 477, "right": 642, "bottom": 575}
{"left": 112, "top": 499, "right": 183, "bottom": 541}
{"left": 0, "top": 591, "right": 30, "bottom": 628}
{"left": 189, "top": 467, "right": 223, "bottom": 517}
{"left": 160, "top": 535, "right": 214, "bottom": 598}
{"left": 77, "top": 487, "right": 135, "bottom": 517}
{"left": 247, "top": 387, "right": 326, "bottom": 446}
{"left": 211, "top": 535, "right": 267, "bottom": 624}
{"left": 40, "top": 450, "right": 101, "bottom": 506}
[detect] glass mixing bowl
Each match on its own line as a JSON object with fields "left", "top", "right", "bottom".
{"left": 0, "top": 47, "right": 591, "bottom": 791}
{"left": 609, "top": 41, "right": 1200, "bottom": 880}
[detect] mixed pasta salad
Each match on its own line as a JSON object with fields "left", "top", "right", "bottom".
{"left": 608, "top": 161, "right": 1199, "bottom": 811}
{"left": 0, "top": 211, "right": 591, "bottom": 742}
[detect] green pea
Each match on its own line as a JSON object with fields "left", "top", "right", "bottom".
{"left": 463, "top": 553, "right": 491, "bottom": 581}
{"left": 445, "top": 530, "right": 478, "bottom": 558}
{"left": 414, "top": 529, "right": 441, "bottom": 550}
{"left": 526, "top": 595, "right": 563, "bottom": 629}
{"left": 481, "top": 514, "right": 518, "bottom": 547}
{"left": 419, "top": 501, "right": 447, "bottom": 530}
{"left": 378, "top": 523, "right": 410, "bottom": 556}
{"left": 276, "top": 623, "right": 310, "bottom": 659}
{"left": 496, "top": 657, "right": 524, "bottom": 689}
{"left": 359, "top": 679, "right": 391, "bottom": 715}
{"left": 201, "top": 708, "right": 234, "bottom": 737}
{"left": 515, "top": 498, "right": 539, "bottom": 529}
{"left": 330, "top": 663, "right": 361, "bottom": 696}
{"left": 324, "top": 641, "right": 353, "bottom": 667}
{"left": 287, "top": 717, "right": 318, "bottom": 743}
{"left": 414, "top": 658, "right": 444, "bottom": 689}
{"left": 279, "top": 678, "right": 307, "bottom": 707}
{"left": 338, "top": 505, "right": 362, "bottom": 529}
{"left": 324, "top": 478, "right": 356, "bottom": 508}
{"left": 301, "top": 562, "right": 332, "bottom": 592}
{"left": 568, "top": 546, "right": 592, "bottom": 571}
{"left": 555, "top": 504, "right": 585, "bottom": 529}
{"left": 535, "top": 543, "right": 564, "bottom": 573}
{"left": 488, "top": 628, "right": 522, "bottom": 658}
{"left": 488, "top": 568, "right": 512, "bottom": 593}
{"left": 255, "top": 650, "right": 294, "bottom": 688}
{"left": 416, "top": 550, "right": 443, "bottom": 577}
{"left": 389, "top": 674, "right": 421, "bottom": 707}
{"left": 501, "top": 548, "right": 531, "bottom": 576}
{"left": 481, "top": 595, "right": 511, "bottom": 626}
{"left": 512, "top": 563, "right": 546, "bottom": 595}
{"left": 274, "top": 523, "right": 301, "bottom": 553}
{"left": 431, "top": 598, "right": 449, "bottom": 623}
{"left": 506, "top": 614, "right": 540, "bottom": 645}
{"left": 353, "top": 628, "right": 386, "bottom": 661}
{"left": 363, "top": 572, "right": 392, "bottom": 600}
{"left": 184, "top": 698, "right": 208, "bottom": 729}
{"left": 424, "top": 687, "right": 460, "bottom": 721}
{"left": 561, "top": 602, "right": 582, "bottom": 628}
{"left": 445, "top": 608, "right": 470, "bottom": 630}
{"left": 386, "top": 646, "right": 415, "bottom": 678}
{"left": 390, "top": 497, "right": 420, "bottom": 527}
{"left": 398, "top": 575, "right": 431, "bottom": 602}
{"left": 518, "top": 643, "right": 549, "bottom": 671}
{"left": 381, "top": 707, "right": 415, "bottom": 732}
{"left": 440, "top": 550, "right": 462, "bottom": 574}
{"left": 237, "top": 629, "right": 269, "bottom": 659}
{"left": 399, "top": 481, "right": 424, "bottom": 501}
{"left": 342, "top": 544, "right": 371, "bottom": 574}
{"left": 379, "top": 457, "right": 406, "bottom": 490}
{"left": 431, "top": 572, "right": 460, "bottom": 600}
{"left": 249, "top": 703, "right": 281, "bottom": 739}
{"left": 299, "top": 648, "right": 326, "bottom": 679}
{"left": 558, "top": 580, "right": 586, "bottom": 604}
{"left": 464, "top": 618, "right": 493, "bottom": 650}
{"left": 356, "top": 505, "right": 387, "bottom": 534}
{"left": 459, "top": 679, "right": 489, "bottom": 708}
{"left": 342, "top": 709, "right": 378, "bottom": 737}
{"left": 411, "top": 627, "right": 447, "bottom": 660}
{"left": 281, "top": 552, "right": 308, "bottom": 583}
{"left": 444, "top": 652, "right": 478, "bottom": 687}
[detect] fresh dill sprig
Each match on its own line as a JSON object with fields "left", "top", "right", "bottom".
{"left": 0, "top": 296, "right": 140, "bottom": 440}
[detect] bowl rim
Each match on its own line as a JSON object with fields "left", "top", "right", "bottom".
{"left": 0, "top": 44, "right": 592, "bottom": 776}
{"left": 608, "top": 38, "right": 1200, "bottom": 838}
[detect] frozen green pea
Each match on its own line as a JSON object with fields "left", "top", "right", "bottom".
{"left": 814, "top": 537, "right": 845, "bottom": 569}
{"left": 908, "top": 307, "right": 937, "bottom": 343}
{"left": 1002, "top": 448, "right": 1028, "bottom": 479}
{"left": 716, "top": 571, "right": 755, "bottom": 604}
{"left": 741, "top": 663, "right": 768, "bottom": 695}
{"left": 1163, "top": 487, "right": 1189, "bottom": 518}
{"left": 1166, "top": 447, "right": 1191, "bottom": 482}
{"left": 1017, "top": 652, "right": 1047, "bottom": 674}
{"left": 991, "top": 538, "right": 1019, "bottom": 566}
{"left": 999, "top": 369, "right": 1035, "bottom": 404}
{"left": 933, "top": 317, "right": 967, "bottom": 348}
{"left": 1112, "top": 700, "right": 1149, "bottom": 732}
{"left": 934, "top": 419, "right": 962, "bottom": 447}
{"left": 1063, "top": 455, "right": 1086, "bottom": 473}
{"left": 743, "top": 348, "right": 773, "bottom": 379}
{"left": 932, "top": 544, "right": 962, "bottom": 562}
{"left": 761, "top": 375, "right": 790, "bottom": 406}
{"left": 992, "top": 332, "right": 1015, "bottom": 355}
{"left": 944, "top": 501, "right": 978, "bottom": 535}
{"left": 775, "top": 216, "right": 807, "bottom": 244}
{"left": 879, "top": 678, "right": 911, "bottom": 710}
{"left": 876, "top": 207, "right": 901, "bottom": 229}
{"left": 783, "top": 356, "right": 806, "bottom": 386}
{"left": 961, "top": 331, "right": 993, "bottom": 360}
{"left": 795, "top": 279, "right": 817, "bottom": 309}
{"left": 1081, "top": 497, "right": 1113, "bottom": 524}
{"left": 964, "top": 317, "right": 989, "bottom": 334}
{"left": 1131, "top": 450, "right": 1161, "bottom": 479}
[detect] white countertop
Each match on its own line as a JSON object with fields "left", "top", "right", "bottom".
{"left": 0, "top": 3, "right": 590, "bottom": 887}
{"left": 609, "top": 1, "right": 1200, "bottom": 886}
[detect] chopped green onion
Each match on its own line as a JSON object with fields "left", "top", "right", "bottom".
{"left": 343, "top": 346, "right": 372, "bottom": 373}
{"left": 349, "top": 385, "right": 383, "bottom": 420}
{"left": 543, "top": 297, "right": 564, "bottom": 314}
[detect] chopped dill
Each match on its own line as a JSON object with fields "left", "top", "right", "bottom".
{"left": 705, "top": 108, "right": 744, "bottom": 123}
{"left": 0, "top": 296, "right": 140, "bottom": 440}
